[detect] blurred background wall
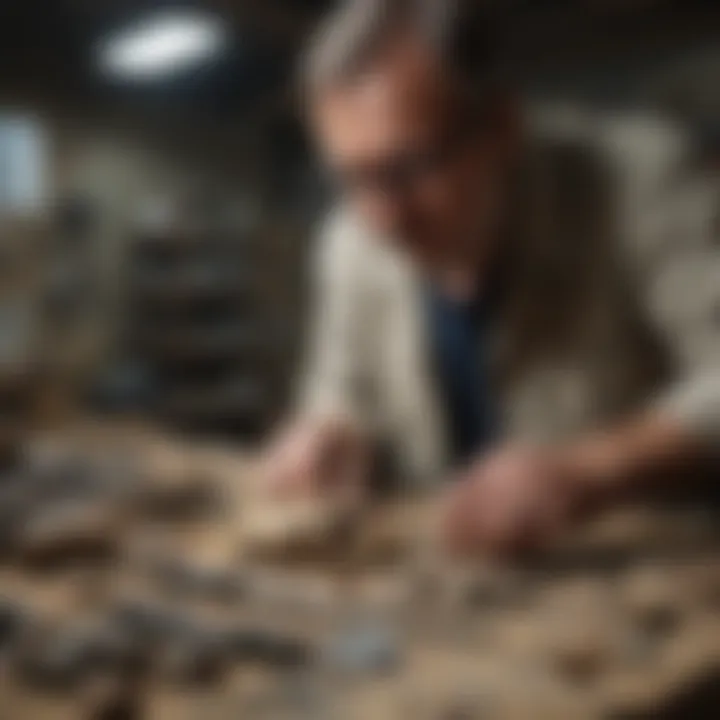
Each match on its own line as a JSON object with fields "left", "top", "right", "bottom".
{"left": 0, "top": 0, "right": 718, "bottom": 445}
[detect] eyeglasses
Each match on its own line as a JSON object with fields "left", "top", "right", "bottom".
{"left": 332, "top": 113, "right": 482, "bottom": 199}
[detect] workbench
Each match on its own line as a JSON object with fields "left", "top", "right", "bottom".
{"left": 0, "top": 423, "right": 718, "bottom": 719}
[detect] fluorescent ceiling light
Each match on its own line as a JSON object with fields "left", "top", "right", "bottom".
{"left": 98, "top": 11, "right": 227, "bottom": 80}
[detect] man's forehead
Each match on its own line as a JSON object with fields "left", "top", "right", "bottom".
{"left": 313, "top": 37, "right": 458, "bottom": 153}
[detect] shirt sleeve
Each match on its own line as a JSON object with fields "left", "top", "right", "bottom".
{"left": 296, "top": 210, "right": 373, "bottom": 432}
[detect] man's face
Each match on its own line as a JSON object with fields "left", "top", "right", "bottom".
{"left": 311, "top": 39, "right": 516, "bottom": 269}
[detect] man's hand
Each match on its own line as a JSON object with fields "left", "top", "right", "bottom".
{"left": 440, "top": 415, "right": 710, "bottom": 557}
{"left": 441, "top": 445, "right": 594, "bottom": 557}
{"left": 261, "top": 417, "right": 367, "bottom": 502}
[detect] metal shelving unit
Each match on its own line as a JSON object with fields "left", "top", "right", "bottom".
{"left": 124, "top": 223, "right": 290, "bottom": 440}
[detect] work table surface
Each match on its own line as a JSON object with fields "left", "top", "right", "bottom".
{"left": 0, "top": 423, "right": 718, "bottom": 719}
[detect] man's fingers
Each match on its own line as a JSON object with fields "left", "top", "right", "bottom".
{"left": 263, "top": 435, "right": 319, "bottom": 498}
{"left": 263, "top": 424, "right": 367, "bottom": 502}
{"left": 441, "top": 465, "right": 539, "bottom": 557}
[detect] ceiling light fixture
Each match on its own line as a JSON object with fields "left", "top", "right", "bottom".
{"left": 98, "top": 10, "right": 228, "bottom": 81}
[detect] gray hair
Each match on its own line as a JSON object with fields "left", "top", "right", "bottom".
{"left": 300, "top": 0, "right": 501, "bottom": 108}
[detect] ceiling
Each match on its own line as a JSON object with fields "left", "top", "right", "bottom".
{"left": 0, "top": 0, "right": 329, "bottom": 115}
{"left": 0, "top": 0, "right": 718, "bottom": 119}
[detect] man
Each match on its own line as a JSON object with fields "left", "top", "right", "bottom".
{"left": 265, "top": 0, "right": 720, "bottom": 555}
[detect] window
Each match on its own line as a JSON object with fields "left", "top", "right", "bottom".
{"left": 0, "top": 114, "right": 46, "bottom": 214}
